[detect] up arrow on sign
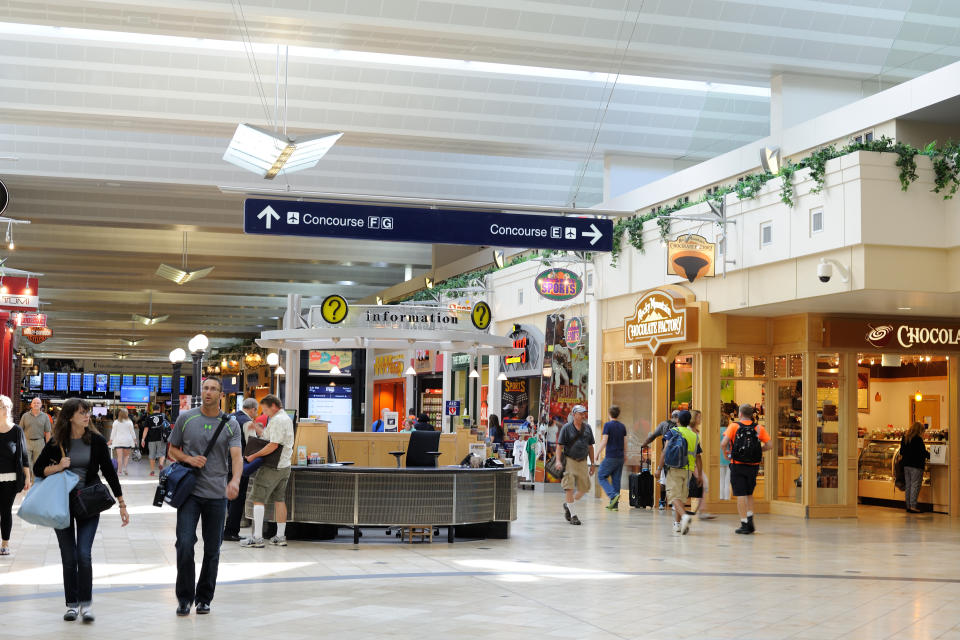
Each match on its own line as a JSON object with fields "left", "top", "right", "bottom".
{"left": 257, "top": 205, "right": 280, "bottom": 230}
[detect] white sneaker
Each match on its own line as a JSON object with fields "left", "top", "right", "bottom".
{"left": 80, "top": 606, "right": 95, "bottom": 623}
{"left": 680, "top": 513, "right": 692, "bottom": 535}
{"left": 239, "top": 536, "right": 264, "bottom": 548}
{"left": 672, "top": 522, "right": 681, "bottom": 533}
{"left": 269, "top": 535, "right": 287, "bottom": 546}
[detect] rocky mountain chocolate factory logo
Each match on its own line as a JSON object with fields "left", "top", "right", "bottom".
{"left": 865, "top": 323, "right": 960, "bottom": 349}
{"left": 865, "top": 324, "right": 894, "bottom": 348}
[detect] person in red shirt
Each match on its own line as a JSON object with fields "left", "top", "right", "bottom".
{"left": 720, "top": 404, "right": 773, "bottom": 535}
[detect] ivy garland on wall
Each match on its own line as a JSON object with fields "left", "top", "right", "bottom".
{"left": 609, "top": 136, "right": 960, "bottom": 266}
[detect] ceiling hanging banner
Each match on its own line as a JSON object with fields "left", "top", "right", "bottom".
{"left": 0, "top": 276, "right": 39, "bottom": 312}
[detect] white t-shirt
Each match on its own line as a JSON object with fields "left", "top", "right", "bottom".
{"left": 111, "top": 419, "right": 136, "bottom": 448}
{"left": 264, "top": 412, "right": 295, "bottom": 470}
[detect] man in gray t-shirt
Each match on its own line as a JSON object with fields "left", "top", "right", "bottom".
{"left": 167, "top": 376, "right": 241, "bottom": 617}
{"left": 555, "top": 405, "right": 596, "bottom": 526}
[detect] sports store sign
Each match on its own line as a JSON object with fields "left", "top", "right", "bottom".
{"left": 824, "top": 318, "right": 960, "bottom": 352}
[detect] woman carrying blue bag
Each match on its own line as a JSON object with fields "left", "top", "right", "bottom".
{"left": 33, "top": 398, "right": 129, "bottom": 624}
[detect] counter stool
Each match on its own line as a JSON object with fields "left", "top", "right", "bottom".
{"left": 389, "top": 451, "right": 405, "bottom": 468}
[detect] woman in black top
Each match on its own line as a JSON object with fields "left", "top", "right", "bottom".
{"left": 901, "top": 421, "right": 930, "bottom": 513}
{"left": 34, "top": 398, "right": 129, "bottom": 623}
{"left": 489, "top": 414, "right": 504, "bottom": 445}
{"left": 0, "top": 394, "right": 31, "bottom": 556}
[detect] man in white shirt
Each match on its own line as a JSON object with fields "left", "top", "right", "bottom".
{"left": 240, "top": 395, "right": 295, "bottom": 548}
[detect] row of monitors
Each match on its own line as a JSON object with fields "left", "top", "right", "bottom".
{"left": 32, "top": 372, "right": 186, "bottom": 394}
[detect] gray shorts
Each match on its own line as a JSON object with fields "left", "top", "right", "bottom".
{"left": 148, "top": 440, "right": 166, "bottom": 460}
{"left": 251, "top": 466, "right": 291, "bottom": 504}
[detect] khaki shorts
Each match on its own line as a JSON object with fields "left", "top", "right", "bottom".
{"left": 560, "top": 457, "right": 591, "bottom": 493}
{"left": 250, "top": 466, "right": 291, "bottom": 504}
{"left": 665, "top": 467, "right": 691, "bottom": 504}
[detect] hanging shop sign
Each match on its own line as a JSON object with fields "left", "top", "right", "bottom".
{"left": 501, "top": 324, "right": 543, "bottom": 376}
{"left": 624, "top": 290, "right": 687, "bottom": 353}
{"left": 373, "top": 352, "right": 405, "bottom": 379}
{"left": 824, "top": 318, "right": 960, "bottom": 353}
{"left": 534, "top": 268, "right": 583, "bottom": 302}
{"left": 0, "top": 276, "right": 39, "bottom": 312}
{"left": 309, "top": 303, "right": 487, "bottom": 334}
{"left": 18, "top": 312, "right": 47, "bottom": 328}
{"left": 23, "top": 326, "right": 52, "bottom": 344}
{"left": 667, "top": 234, "right": 715, "bottom": 283}
{"left": 564, "top": 317, "right": 583, "bottom": 348}
{"left": 501, "top": 378, "right": 530, "bottom": 421}
{"left": 308, "top": 350, "right": 353, "bottom": 374}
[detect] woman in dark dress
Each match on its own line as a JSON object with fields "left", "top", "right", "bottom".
{"left": 34, "top": 398, "right": 130, "bottom": 623}
{"left": 901, "top": 421, "right": 930, "bottom": 513}
{"left": 489, "top": 414, "right": 504, "bottom": 445}
{"left": 0, "top": 394, "right": 31, "bottom": 556}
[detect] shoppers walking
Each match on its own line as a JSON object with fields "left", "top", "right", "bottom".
{"left": 167, "top": 377, "right": 241, "bottom": 617}
{"left": 597, "top": 405, "right": 626, "bottom": 510}
{"left": 556, "top": 405, "right": 595, "bottom": 526}
{"left": 0, "top": 395, "right": 31, "bottom": 557}
{"left": 643, "top": 409, "right": 680, "bottom": 509}
{"left": 663, "top": 411, "right": 702, "bottom": 535}
{"left": 240, "top": 395, "right": 295, "bottom": 548}
{"left": 108, "top": 408, "right": 136, "bottom": 476}
{"left": 720, "top": 404, "right": 772, "bottom": 535}
{"left": 901, "top": 421, "right": 930, "bottom": 513}
{"left": 33, "top": 398, "right": 129, "bottom": 622}
{"left": 19, "top": 397, "right": 52, "bottom": 468}
{"left": 140, "top": 407, "right": 169, "bottom": 476}
{"left": 223, "top": 398, "right": 258, "bottom": 541}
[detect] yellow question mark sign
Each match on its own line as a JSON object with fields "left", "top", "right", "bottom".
{"left": 471, "top": 301, "right": 492, "bottom": 330}
{"left": 320, "top": 295, "right": 349, "bottom": 324}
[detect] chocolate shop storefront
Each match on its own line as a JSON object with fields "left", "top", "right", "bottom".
{"left": 602, "top": 286, "right": 960, "bottom": 518}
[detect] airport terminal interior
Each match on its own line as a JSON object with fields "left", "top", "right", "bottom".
{"left": 3, "top": 2, "right": 960, "bottom": 638}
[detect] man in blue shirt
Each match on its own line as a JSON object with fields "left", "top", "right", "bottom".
{"left": 597, "top": 405, "right": 627, "bottom": 510}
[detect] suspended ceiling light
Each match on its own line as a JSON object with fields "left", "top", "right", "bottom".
{"left": 469, "top": 368, "right": 480, "bottom": 378}
{"left": 375, "top": 296, "right": 384, "bottom": 306}
{"left": 915, "top": 390, "right": 923, "bottom": 402}
{"left": 329, "top": 364, "right": 341, "bottom": 375}
{"left": 133, "top": 291, "right": 169, "bottom": 325}
{"left": 404, "top": 365, "right": 416, "bottom": 376}
{"left": 425, "top": 275, "right": 434, "bottom": 290}
{"left": 497, "top": 371, "right": 507, "bottom": 381}
{"left": 223, "top": 123, "right": 343, "bottom": 179}
{"left": 493, "top": 250, "right": 505, "bottom": 269}
{"left": 156, "top": 231, "right": 214, "bottom": 284}
{"left": 275, "top": 365, "right": 286, "bottom": 375}
{"left": 121, "top": 337, "right": 144, "bottom": 346}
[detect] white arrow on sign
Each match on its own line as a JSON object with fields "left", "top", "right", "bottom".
{"left": 258, "top": 205, "right": 280, "bottom": 230}
{"left": 581, "top": 223, "right": 603, "bottom": 246}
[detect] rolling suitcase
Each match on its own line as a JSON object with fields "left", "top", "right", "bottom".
{"left": 636, "top": 470, "right": 654, "bottom": 508}
{"left": 628, "top": 473, "right": 641, "bottom": 507}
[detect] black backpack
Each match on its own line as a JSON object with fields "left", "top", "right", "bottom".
{"left": 731, "top": 421, "right": 763, "bottom": 464}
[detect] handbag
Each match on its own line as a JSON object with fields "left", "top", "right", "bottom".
{"left": 157, "top": 414, "right": 230, "bottom": 508}
{"left": 70, "top": 483, "right": 116, "bottom": 519}
{"left": 244, "top": 436, "right": 283, "bottom": 469}
{"left": 18, "top": 469, "right": 80, "bottom": 529}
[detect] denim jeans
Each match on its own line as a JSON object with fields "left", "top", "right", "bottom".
{"left": 597, "top": 457, "right": 624, "bottom": 500}
{"left": 55, "top": 514, "right": 100, "bottom": 607}
{"left": 175, "top": 494, "right": 228, "bottom": 605}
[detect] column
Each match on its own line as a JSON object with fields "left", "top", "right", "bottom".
{"left": 441, "top": 351, "right": 452, "bottom": 432}
{"left": 801, "top": 351, "right": 817, "bottom": 510}
{"left": 587, "top": 295, "right": 601, "bottom": 430}
{"left": 405, "top": 349, "right": 415, "bottom": 415}
{"left": 364, "top": 347, "right": 375, "bottom": 431}
{"left": 693, "top": 352, "right": 721, "bottom": 505}
{"left": 488, "top": 351, "right": 501, "bottom": 433}
{"left": 282, "top": 294, "right": 302, "bottom": 415}
{"left": 840, "top": 353, "right": 859, "bottom": 509}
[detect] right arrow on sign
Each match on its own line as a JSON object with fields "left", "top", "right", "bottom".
{"left": 258, "top": 205, "right": 280, "bottom": 229}
{"left": 582, "top": 223, "right": 603, "bottom": 246}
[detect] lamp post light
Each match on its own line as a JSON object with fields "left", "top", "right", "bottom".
{"left": 187, "top": 333, "right": 209, "bottom": 408}
{"left": 266, "top": 352, "right": 279, "bottom": 394}
{"left": 169, "top": 347, "right": 186, "bottom": 419}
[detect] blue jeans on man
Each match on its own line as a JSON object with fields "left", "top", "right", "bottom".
{"left": 597, "top": 457, "right": 624, "bottom": 500}
{"left": 55, "top": 514, "right": 100, "bottom": 607}
{"left": 175, "top": 494, "right": 228, "bottom": 606}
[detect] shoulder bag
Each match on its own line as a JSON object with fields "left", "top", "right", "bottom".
{"left": 244, "top": 435, "right": 284, "bottom": 469}
{"left": 157, "top": 414, "right": 230, "bottom": 508}
{"left": 69, "top": 442, "right": 117, "bottom": 520}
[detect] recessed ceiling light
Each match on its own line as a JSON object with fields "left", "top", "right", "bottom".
{"left": 897, "top": 306, "right": 911, "bottom": 310}
{"left": 336, "top": 280, "right": 356, "bottom": 286}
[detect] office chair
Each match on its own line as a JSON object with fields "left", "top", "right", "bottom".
{"left": 405, "top": 430, "right": 442, "bottom": 467}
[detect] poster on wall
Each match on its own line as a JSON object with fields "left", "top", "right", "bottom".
{"left": 537, "top": 314, "right": 589, "bottom": 483}
{"left": 501, "top": 378, "right": 530, "bottom": 422}
{"left": 309, "top": 350, "right": 353, "bottom": 374}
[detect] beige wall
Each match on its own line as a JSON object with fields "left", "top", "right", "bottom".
{"left": 858, "top": 377, "right": 949, "bottom": 430}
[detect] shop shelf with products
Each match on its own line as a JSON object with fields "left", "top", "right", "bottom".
{"left": 420, "top": 389, "right": 444, "bottom": 430}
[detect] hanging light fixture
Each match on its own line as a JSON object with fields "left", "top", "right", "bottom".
{"left": 329, "top": 364, "right": 341, "bottom": 375}
{"left": 915, "top": 390, "right": 923, "bottom": 402}
{"left": 425, "top": 275, "right": 435, "bottom": 290}
{"left": 404, "top": 365, "right": 417, "bottom": 376}
{"left": 6, "top": 221, "right": 14, "bottom": 251}
{"left": 275, "top": 365, "right": 286, "bottom": 376}
{"left": 497, "top": 371, "right": 507, "bottom": 381}
{"left": 156, "top": 231, "right": 214, "bottom": 284}
{"left": 469, "top": 367, "right": 480, "bottom": 378}
{"left": 223, "top": 124, "right": 342, "bottom": 179}
{"left": 133, "top": 291, "right": 169, "bottom": 325}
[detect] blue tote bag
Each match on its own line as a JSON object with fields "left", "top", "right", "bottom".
{"left": 18, "top": 469, "right": 80, "bottom": 529}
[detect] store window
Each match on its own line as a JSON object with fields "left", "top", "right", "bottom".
{"left": 774, "top": 353, "right": 803, "bottom": 503}
{"left": 720, "top": 354, "right": 767, "bottom": 495}
{"left": 816, "top": 354, "right": 841, "bottom": 504}
{"left": 606, "top": 357, "right": 653, "bottom": 471}
{"left": 672, "top": 355, "right": 694, "bottom": 411}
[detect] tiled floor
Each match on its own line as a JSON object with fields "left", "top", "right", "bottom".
{"left": 3, "top": 462, "right": 960, "bottom": 639}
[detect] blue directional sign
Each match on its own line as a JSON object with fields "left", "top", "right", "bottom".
{"left": 243, "top": 199, "right": 613, "bottom": 252}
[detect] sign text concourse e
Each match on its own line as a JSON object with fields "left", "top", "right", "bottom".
{"left": 243, "top": 199, "right": 613, "bottom": 252}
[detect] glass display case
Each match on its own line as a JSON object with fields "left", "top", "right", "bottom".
{"left": 858, "top": 439, "right": 931, "bottom": 502}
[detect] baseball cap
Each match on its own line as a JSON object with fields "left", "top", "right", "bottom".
{"left": 571, "top": 405, "right": 587, "bottom": 415}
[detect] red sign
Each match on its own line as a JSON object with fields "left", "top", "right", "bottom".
{"left": 19, "top": 312, "right": 47, "bottom": 328}
{"left": 23, "top": 326, "right": 52, "bottom": 344}
{"left": 0, "top": 276, "right": 39, "bottom": 311}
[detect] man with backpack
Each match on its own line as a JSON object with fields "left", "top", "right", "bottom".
{"left": 720, "top": 403, "right": 773, "bottom": 535}
{"left": 643, "top": 409, "right": 680, "bottom": 510}
{"left": 661, "top": 410, "right": 702, "bottom": 535}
